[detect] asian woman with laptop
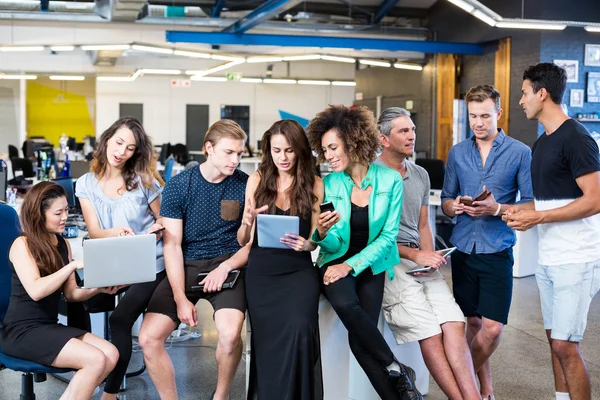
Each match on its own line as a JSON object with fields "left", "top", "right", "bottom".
{"left": 75, "top": 117, "right": 166, "bottom": 400}
{"left": 0, "top": 182, "right": 122, "bottom": 399}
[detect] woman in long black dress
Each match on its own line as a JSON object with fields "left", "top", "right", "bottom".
{"left": 0, "top": 182, "right": 122, "bottom": 400}
{"left": 238, "top": 120, "right": 324, "bottom": 400}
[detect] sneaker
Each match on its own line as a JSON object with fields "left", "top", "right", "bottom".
{"left": 388, "top": 364, "right": 423, "bottom": 400}
{"left": 482, "top": 395, "right": 495, "bottom": 400}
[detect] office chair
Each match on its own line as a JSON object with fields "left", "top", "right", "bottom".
{"left": 158, "top": 143, "right": 171, "bottom": 165}
{"left": 0, "top": 204, "right": 74, "bottom": 400}
{"left": 10, "top": 158, "right": 36, "bottom": 179}
{"left": 415, "top": 158, "right": 445, "bottom": 190}
{"left": 172, "top": 143, "right": 189, "bottom": 165}
{"left": 163, "top": 156, "right": 175, "bottom": 183}
{"left": 8, "top": 145, "right": 19, "bottom": 160}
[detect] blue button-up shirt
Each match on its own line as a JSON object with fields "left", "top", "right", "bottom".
{"left": 441, "top": 130, "right": 533, "bottom": 254}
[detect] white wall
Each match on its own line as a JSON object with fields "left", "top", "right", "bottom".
{"left": 96, "top": 76, "right": 355, "bottom": 146}
{"left": 0, "top": 80, "right": 21, "bottom": 153}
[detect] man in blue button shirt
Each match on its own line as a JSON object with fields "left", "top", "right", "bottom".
{"left": 441, "top": 85, "right": 533, "bottom": 400}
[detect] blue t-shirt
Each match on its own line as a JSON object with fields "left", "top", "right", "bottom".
{"left": 160, "top": 166, "right": 248, "bottom": 261}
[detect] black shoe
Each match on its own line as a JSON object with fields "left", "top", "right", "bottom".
{"left": 388, "top": 364, "right": 423, "bottom": 400}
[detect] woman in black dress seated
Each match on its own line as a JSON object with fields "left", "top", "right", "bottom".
{"left": 0, "top": 182, "right": 122, "bottom": 400}
{"left": 238, "top": 120, "right": 324, "bottom": 400}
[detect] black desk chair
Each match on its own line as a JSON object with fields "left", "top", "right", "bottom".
{"left": 415, "top": 158, "right": 445, "bottom": 190}
{"left": 10, "top": 158, "right": 36, "bottom": 179}
{"left": 0, "top": 204, "right": 74, "bottom": 400}
{"left": 8, "top": 145, "right": 19, "bottom": 160}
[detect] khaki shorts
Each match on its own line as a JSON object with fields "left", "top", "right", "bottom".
{"left": 383, "top": 258, "right": 465, "bottom": 344}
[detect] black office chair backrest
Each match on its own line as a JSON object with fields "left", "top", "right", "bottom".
{"left": 158, "top": 143, "right": 171, "bottom": 165}
{"left": 8, "top": 145, "right": 19, "bottom": 159}
{"left": 0, "top": 204, "right": 21, "bottom": 321}
{"left": 415, "top": 158, "right": 445, "bottom": 190}
{"left": 10, "top": 158, "right": 36, "bottom": 179}
{"left": 172, "top": 143, "right": 189, "bottom": 165}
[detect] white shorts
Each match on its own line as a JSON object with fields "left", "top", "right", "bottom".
{"left": 383, "top": 258, "right": 465, "bottom": 344}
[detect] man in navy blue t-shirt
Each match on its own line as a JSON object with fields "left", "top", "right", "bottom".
{"left": 139, "top": 120, "right": 249, "bottom": 400}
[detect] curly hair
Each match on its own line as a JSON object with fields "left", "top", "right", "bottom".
{"left": 307, "top": 105, "right": 380, "bottom": 165}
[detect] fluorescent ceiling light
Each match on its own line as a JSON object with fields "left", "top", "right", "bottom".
{"left": 495, "top": 21, "right": 566, "bottom": 30}
{"left": 332, "top": 81, "right": 357, "bottom": 86}
{"left": 81, "top": 44, "right": 130, "bottom": 51}
{"left": 191, "top": 76, "right": 227, "bottom": 82}
{"left": 140, "top": 69, "right": 181, "bottom": 75}
{"left": 247, "top": 56, "right": 283, "bottom": 63}
{"left": 50, "top": 46, "right": 75, "bottom": 52}
{"left": 96, "top": 76, "right": 135, "bottom": 82}
{"left": 212, "top": 54, "right": 245, "bottom": 62}
{"left": 0, "top": 74, "right": 37, "bottom": 80}
{"left": 298, "top": 80, "right": 331, "bottom": 86}
{"left": 359, "top": 59, "right": 391, "bottom": 67}
{"left": 283, "top": 55, "right": 321, "bottom": 61}
{"left": 49, "top": 75, "right": 85, "bottom": 81}
{"left": 0, "top": 46, "right": 45, "bottom": 52}
{"left": 472, "top": 10, "right": 496, "bottom": 26}
{"left": 186, "top": 60, "right": 245, "bottom": 77}
{"left": 131, "top": 45, "right": 174, "bottom": 55}
{"left": 585, "top": 26, "right": 600, "bottom": 32}
{"left": 321, "top": 55, "right": 356, "bottom": 63}
{"left": 393, "top": 62, "right": 424, "bottom": 71}
{"left": 173, "top": 49, "right": 211, "bottom": 59}
{"left": 240, "top": 78, "right": 263, "bottom": 83}
{"left": 447, "top": 0, "right": 475, "bottom": 13}
{"left": 263, "top": 79, "right": 297, "bottom": 84}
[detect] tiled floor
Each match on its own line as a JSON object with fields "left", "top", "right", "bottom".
{"left": 1, "top": 267, "right": 599, "bottom": 399}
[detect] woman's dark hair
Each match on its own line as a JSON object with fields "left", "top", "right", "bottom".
{"left": 20, "top": 181, "right": 66, "bottom": 277}
{"left": 254, "top": 120, "right": 317, "bottom": 218}
{"left": 523, "top": 62, "right": 567, "bottom": 105}
{"left": 307, "top": 105, "right": 380, "bottom": 165}
{"left": 91, "top": 116, "right": 163, "bottom": 192}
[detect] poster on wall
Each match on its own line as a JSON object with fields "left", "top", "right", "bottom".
{"left": 554, "top": 60, "right": 578, "bottom": 82}
{"left": 584, "top": 44, "right": 600, "bottom": 67}
{"left": 587, "top": 72, "right": 600, "bottom": 103}
{"left": 570, "top": 89, "right": 584, "bottom": 107}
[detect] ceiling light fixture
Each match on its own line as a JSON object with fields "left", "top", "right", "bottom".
{"left": 96, "top": 76, "right": 135, "bottom": 82}
{"left": 49, "top": 75, "right": 85, "bottom": 81}
{"left": 321, "top": 55, "right": 356, "bottom": 63}
{"left": 393, "top": 62, "right": 424, "bottom": 71}
{"left": 495, "top": 21, "right": 566, "bottom": 30}
{"left": 0, "top": 46, "right": 45, "bottom": 52}
{"left": 0, "top": 74, "right": 37, "bottom": 80}
{"left": 140, "top": 69, "right": 181, "bottom": 75}
{"left": 173, "top": 50, "right": 211, "bottom": 59}
{"left": 297, "top": 80, "right": 331, "bottom": 86}
{"left": 282, "top": 55, "right": 321, "bottom": 61}
{"left": 240, "top": 78, "right": 263, "bottom": 83}
{"left": 263, "top": 79, "right": 297, "bottom": 84}
{"left": 447, "top": 0, "right": 475, "bottom": 13}
{"left": 186, "top": 60, "right": 245, "bottom": 77}
{"left": 131, "top": 45, "right": 174, "bottom": 55}
{"left": 332, "top": 81, "right": 357, "bottom": 86}
{"left": 247, "top": 56, "right": 284, "bottom": 63}
{"left": 211, "top": 54, "right": 245, "bottom": 62}
{"left": 584, "top": 26, "right": 600, "bottom": 32}
{"left": 81, "top": 44, "right": 130, "bottom": 51}
{"left": 50, "top": 46, "right": 75, "bottom": 52}
{"left": 472, "top": 10, "right": 496, "bottom": 26}
{"left": 190, "top": 76, "right": 227, "bottom": 82}
{"left": 359, "top": 59, "right": 391, "bottom": 67}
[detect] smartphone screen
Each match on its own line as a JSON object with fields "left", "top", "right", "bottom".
{"left": 319, "top": 201, "right": 335, "bottom": 213}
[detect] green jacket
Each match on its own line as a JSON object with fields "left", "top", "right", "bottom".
{"left": 312, "top": 163, "right": 403, "bottom": 279}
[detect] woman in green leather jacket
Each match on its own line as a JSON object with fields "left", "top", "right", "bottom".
{"left": 307, "top": 105, "right": 422, "bottom": 400}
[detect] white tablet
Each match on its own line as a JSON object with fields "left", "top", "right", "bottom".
{"left": 256, "top": 214, "right": 300, "bottom": 249}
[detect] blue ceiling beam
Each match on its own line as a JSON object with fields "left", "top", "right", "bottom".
{"left": 211, "top": 0, "right": 226, "bottom": 18}
{"left": 222, "top": 0, "right": 304, "bottom": 34}
{"left": 374, "top": 0, "right": 401, "bottom": 24}
{"left": 166, "top": 31, "right": 484, "bottom": 55}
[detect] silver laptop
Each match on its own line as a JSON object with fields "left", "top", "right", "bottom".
{"left": 81, "top": 234, "right": 156, "bottom": 288}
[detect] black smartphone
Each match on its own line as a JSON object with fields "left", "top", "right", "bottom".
{"left": 319, "top": 201, "right": 335, "bottom": 213}
{"left": 75, "top": 269, "right": 85, "bottom": 288}
{"left": 149, "top": 227, "right": 166, "bottom": 235}
{"left": 191, "top": 270, "right": 241, "bottom": 291}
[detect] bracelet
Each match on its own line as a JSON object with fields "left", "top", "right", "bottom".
{"left": 493, "top": 203, "right": 502, "bottom": 217}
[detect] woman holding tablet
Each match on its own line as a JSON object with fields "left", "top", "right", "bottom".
{"left": 75, "top": 116, "right": 166, "bottom": 400}
{"left": 0, "top": 182, "right": 121, "bottom": 400}
{"left": 306, "top": 105, "right": 421, "bottom": 400}
{"left": 238, "top": 119, "right": 324, "bottom": 400}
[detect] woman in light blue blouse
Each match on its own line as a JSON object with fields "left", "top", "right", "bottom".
{"left": 75, "top": 117, "right": 165, "bottom": 400}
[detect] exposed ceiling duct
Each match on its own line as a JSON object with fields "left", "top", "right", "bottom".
{"left": 94, "top": 0, "right": 147, "bottom": 21}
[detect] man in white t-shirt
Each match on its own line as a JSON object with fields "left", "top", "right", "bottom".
{"left": 505, "top": 62, "right": 600, "bottom": 400}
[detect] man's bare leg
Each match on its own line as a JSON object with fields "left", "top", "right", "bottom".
{"left": 212, "top": 308, "right": 245, "bottom": 400}
{"left": 441, "top": 322, "right": 480, "bottom": 400}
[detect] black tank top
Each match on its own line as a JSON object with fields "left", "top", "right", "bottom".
{"left": 2, "top": 235, "right": 69, "bottom": 327}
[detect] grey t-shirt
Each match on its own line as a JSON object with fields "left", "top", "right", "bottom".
{"left": 75, "top": 172, "right": 165, "bottom": 273}
{"left": 375, "top": 157, "right": 430, "bottom": 245}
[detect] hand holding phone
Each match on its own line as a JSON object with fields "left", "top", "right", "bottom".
{"left": 149, "top": 227, "right": 165, "bottom": 235}
{"left": 460, "top": 189, "right": 491, "bottom": 207}
{"left": 319, "top": 201, "right": 335, "bottom": 213}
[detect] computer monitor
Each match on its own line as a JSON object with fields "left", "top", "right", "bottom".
{"left": 53, "top": 177, "right": 76, "bottom": 211}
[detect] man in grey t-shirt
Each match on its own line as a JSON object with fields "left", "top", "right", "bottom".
{"left": 376, "top": 108, "right": 479, "bottom": 400}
